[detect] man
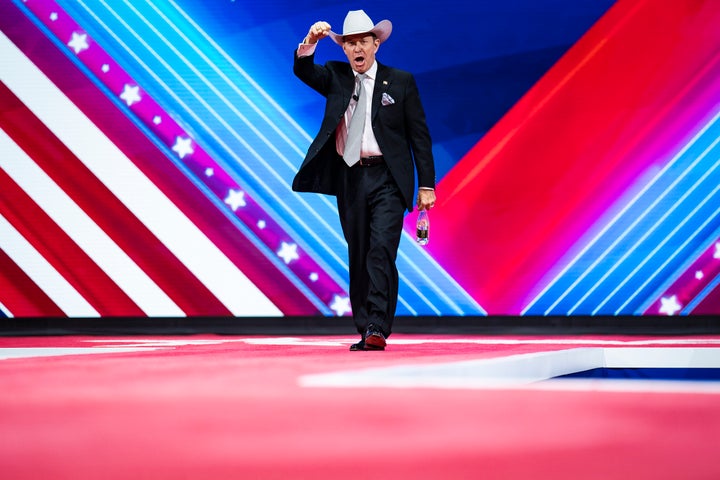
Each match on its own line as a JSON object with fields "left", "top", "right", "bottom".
{"left": 293, "top": 10, "right": 436, "bottom": 350}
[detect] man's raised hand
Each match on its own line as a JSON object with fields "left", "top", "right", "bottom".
{"left": 305, "top": 21, "right": 331, "bottom": 44}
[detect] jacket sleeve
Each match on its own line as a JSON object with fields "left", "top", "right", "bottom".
{"left": 293, "top": 50, "right": 332, "bottom": 98}
{"left": 404, "top": 74, "right": 436, "bottom": 189}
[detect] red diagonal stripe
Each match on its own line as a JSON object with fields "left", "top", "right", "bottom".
{"left": 0, "top": 248, "right": 64, "bottom": 317}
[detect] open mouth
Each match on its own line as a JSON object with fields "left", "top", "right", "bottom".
{"left": 354, "top": 56, "right": 365, "bottom": 66}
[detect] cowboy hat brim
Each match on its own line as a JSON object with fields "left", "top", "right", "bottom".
{"left": 329, "top": 19, "right": 392, "bottom": 45}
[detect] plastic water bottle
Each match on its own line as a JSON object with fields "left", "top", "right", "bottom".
{"left": 416, "top": 210, "right": 429, "bottom": 245}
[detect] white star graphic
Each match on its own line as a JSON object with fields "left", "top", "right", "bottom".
{"left": 714, "top": 242, "right": 720, "bottom": 259}
{"left": 171, "top": 136, "right": 194, "bottom": 159}
{"left": 309, "top": 272, "right": 319, "bottom": 282}
{"left": 119, "top": 84, "right": 141, "bottom": 106}
{"left": 277, "top": 242, "right": 299, "bottom": 264}
{"left": 696, "top": 270, "right": 704, "bottom": 280}
{"left": 257, "top": 220, "right": 266, "bottom": 229}
{"left": 101, "top": 64, "right": 110, "bottom": 73}
{"left": 224, "top": 189, "right": 246, "bottom": 211}
{"left": 153, "top": 115, "right": 162, "bottom": 125}
{"left": 329, "top": 295, "right": 352, "bottom": 316}
{"left": 68, "top": 32, "right": 89, "bottom": 54}
{"left": 204, "top": 167, "right": 214, "bottom": 177}
{"left": 50, "top": 12, "right": 58, "bottom": 21}
{"left": 659, "top": 295, "right": 682, "bottom": 316}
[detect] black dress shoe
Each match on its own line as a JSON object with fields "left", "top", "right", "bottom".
{"left": 349, "top": 341, "right": 366, "bottom": 351}
{"left": 364, "top": 325, "right": 386, "bottom": 350}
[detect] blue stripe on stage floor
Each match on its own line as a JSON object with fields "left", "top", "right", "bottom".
{"left": 556, "top": 368, "right": 720, "bottom": 382}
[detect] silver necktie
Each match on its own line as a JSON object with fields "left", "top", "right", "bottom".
{"left": 343, "top": 73, "right": 367, "bottom": 166}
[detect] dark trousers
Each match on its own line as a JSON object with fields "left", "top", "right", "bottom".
{"left": 337, "top": 161, "right": 406, "bottom": 337}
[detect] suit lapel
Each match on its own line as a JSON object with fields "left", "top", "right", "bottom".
{"left": 372, "top": 63, "right": 391, "bottom": 122}
{"left": 341, "top": 65, "right": 356, "bottom": 109}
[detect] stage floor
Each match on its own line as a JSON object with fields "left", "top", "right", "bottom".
{"left": 1, "top": 334, "right": 719, "bottom": 479}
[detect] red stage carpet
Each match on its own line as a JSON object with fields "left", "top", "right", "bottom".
{"left": 1, "top": 334, "right": 719, "bottom": 479}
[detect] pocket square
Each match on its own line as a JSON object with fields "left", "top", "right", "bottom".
{"left": 381, "top": 92, "right": 395, "bottom": 106}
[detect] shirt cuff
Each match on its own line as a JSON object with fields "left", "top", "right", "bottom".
{"left": 297, "top": 42, "right": 317, "bottom": 58}
{"left": 418, "top": 187, "right": 435, "bottom": 191}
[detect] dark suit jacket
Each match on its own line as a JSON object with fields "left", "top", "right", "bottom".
{"left": 292, "top": 51, "right": 435, "bottom": 211}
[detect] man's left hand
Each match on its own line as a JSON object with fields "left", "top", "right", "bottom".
{"left": 417, "top": 189, "right": 436, "bottom": 211}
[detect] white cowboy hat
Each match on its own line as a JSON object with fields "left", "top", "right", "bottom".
{"left": 329, "top": 10, "right": 392, "bottom": 45}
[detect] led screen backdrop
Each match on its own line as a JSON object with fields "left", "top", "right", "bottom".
{"left": 1, "top": 0, "right": 719, "bottom": 318}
